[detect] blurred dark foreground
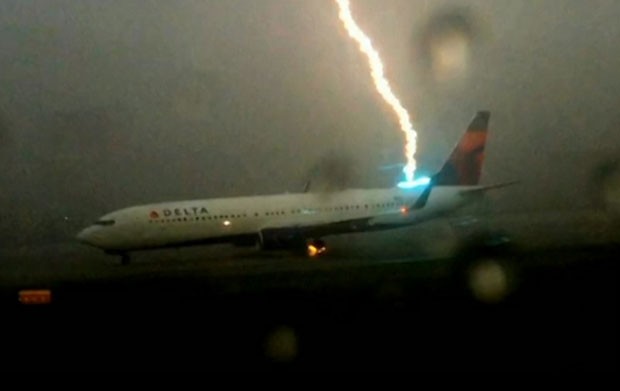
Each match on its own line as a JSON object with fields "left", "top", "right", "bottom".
{"left": 0, "top": 241, "right": 616, "bottom": 371}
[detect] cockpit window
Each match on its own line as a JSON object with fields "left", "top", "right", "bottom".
{"left": 94, "top": 219, "right": 115, "bottom": 226}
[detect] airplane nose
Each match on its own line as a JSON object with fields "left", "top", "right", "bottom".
{"left": 76, "top": 227, "right": 94, "bottom": 244}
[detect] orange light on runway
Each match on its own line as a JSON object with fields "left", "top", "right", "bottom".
{"left": 19, "top": 290, "right": 52, "bottom": 305}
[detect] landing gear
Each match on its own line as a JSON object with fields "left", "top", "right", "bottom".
{"left": 120, "top": 253, "right": 131, "bottom": 265}
{"left": 104, "top": 251, "right": 131, "bottom": 265}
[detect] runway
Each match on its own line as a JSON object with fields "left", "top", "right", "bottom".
{"left": 0, "top": 210, "right": 616, "bottom": 370}
{"left": 0, "top": 209, "right": 617, "bottom": 288}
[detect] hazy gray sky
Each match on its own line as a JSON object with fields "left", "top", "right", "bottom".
{"left": 1, "top": 0, "right": 619, "bottom": 245}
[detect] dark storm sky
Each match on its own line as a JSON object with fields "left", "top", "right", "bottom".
{"left": 1, "top": 0, "right": 619, "bottom": 245}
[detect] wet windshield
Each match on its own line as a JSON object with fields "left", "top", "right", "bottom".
{"left": 0, "top": 0, "right": 617, "bottom": 371}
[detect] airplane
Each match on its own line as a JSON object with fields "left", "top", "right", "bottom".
{"left": 77, "top": 111, "right": 513, "bottom": 264}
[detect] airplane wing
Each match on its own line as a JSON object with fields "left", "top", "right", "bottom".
{"left": 260, "top": 215, "right": 377, "bottom": 240}
{"left": 458, "top": 181, "right": 520, "bottom": 197}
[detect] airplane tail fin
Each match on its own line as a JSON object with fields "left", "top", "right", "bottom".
{"left": 433, "top": 111, "right": 490, "bottom": 186}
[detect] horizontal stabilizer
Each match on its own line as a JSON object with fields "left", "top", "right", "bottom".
{"left": 458, "top": 181, "right": 519, "bottom": 196}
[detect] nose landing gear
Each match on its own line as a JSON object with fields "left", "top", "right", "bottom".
{"left": 120, "top": 253, "right": 131, "bottom": 265}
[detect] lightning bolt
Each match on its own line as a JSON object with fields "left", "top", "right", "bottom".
{"left": 335, "top": 0, "right": 417, "bottom": 183}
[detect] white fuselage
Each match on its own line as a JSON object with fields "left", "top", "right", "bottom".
{"left": 77, "top": 186, "right": 472, "bottom": 252}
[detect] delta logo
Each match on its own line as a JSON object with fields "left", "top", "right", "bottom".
{"left": 148, "top": 206, "right": 209, "bottom": 219}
